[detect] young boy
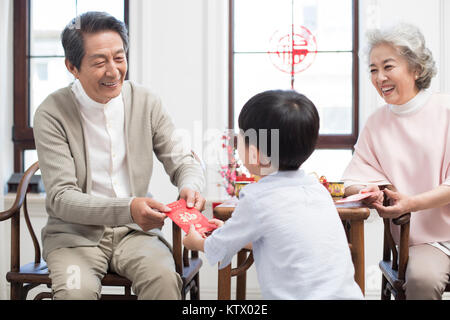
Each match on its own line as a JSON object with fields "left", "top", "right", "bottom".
{"left": 183, "top": 90, "right": 363, "bottom": 299}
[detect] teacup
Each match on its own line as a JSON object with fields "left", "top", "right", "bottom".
{"left": 327, "top": 182, "right": 345, "bottom": 199}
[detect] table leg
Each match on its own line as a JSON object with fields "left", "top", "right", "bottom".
{"left": 349, "top": 220, "right": 365, "bottom": 295}
{"left": 218, "top": 263, "right": 231, "bottom": 300}
{"left": 236, "top": 250, "right": 247, "bottom": 300}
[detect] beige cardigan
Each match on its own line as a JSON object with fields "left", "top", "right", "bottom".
{"left": 33, "top": 81, "right": 205, "bottom": 260}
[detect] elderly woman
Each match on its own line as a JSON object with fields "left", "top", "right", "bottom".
{"left": 342, "top": 23, "right": 450, "bottom": 300}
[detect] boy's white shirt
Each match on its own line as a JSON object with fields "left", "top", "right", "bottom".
{"left": 72, "top": 79, "right": 132, "bottom": 200}
{"left": 204, "top": 169, "right": 364, "bottom": 300}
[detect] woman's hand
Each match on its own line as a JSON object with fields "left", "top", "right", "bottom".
{"left": 372, "top": 189, "right": 413, "bottom": 219}
{"left": 359, "top": 184, "right": 384, "bottom": 209}
{"left": 371, "top": 185, "right": 450, "bottom": 219}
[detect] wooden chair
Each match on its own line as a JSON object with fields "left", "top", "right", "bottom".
{"left": 378, "top": 185, "right": 450, "bottom": 300}
{"left": 0, "top": 161, "right": 202, "bottom": 300}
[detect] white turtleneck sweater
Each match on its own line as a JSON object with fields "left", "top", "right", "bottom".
{"left": 388, "top": 89, "right": 432, "bottom": 115}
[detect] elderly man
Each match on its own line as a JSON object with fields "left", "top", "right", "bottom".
{"left": 33, "top": 11, "right": 205, "bottom": 300}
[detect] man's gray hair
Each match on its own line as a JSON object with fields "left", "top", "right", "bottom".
{"left": 366, "top": 23, "right": 436, "bottom": 90}
{"left": 61, "top": 11, "right": 129, "bottom": 71}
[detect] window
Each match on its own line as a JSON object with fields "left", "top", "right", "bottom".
{"left": 229, "top": 0, "right": 359, "bottom": 180}
{"left": 13, "top": 0, "right": 129, "bottom": 172}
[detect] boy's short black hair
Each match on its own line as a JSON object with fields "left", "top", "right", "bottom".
{"left": 238, "top": 90, "right": 320, "bottom": 171}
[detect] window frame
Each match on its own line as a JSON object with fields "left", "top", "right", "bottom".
{"left": 12, "top": 0, "right": 129, "bottom": 172}
{"left": 228, "top": 0, "right": 359, "bottom": 150}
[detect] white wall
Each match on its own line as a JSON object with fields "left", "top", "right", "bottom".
{"left": 129, "top": 0, "right": 229, "bottom": 204}
{"left": 441, "top": 0, "right": 450, "bottom": 94}
{"left": 0, "top": 0, "right": 14, "bottom": 198}
{"left": 0, "top": 0, "right": 14, "bottom": 300}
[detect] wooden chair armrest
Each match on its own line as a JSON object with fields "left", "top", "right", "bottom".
{"left": 382, "top": 216, "right": 410, "bottom": 280}
{"left": 231, "top": 250, "right": 254, "bottom": 277}
{"left": 0, "top": 204, "right": 20, "bottom": 222}
{"left": 382, "top": 218, "right": 398, "bottom": 265}
{"left": 2, "top": 161, "right": 42, "bottom": 271}
{"left": 397, "top": 216, "right": 410, "bottom": 280}
{"left": 0, "top": 162, "right": 40, "bottom": 222}
{"left": 392, "top": 213, "right": 411, "bottom": 225}
{"left": 379, "top": 184, "right": 410, "bottom": 280}
{"left": 172, "top": 222, "right": 183, "bottom": 275}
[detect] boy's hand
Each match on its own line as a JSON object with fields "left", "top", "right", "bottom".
{"left": 208, "top": 218, "right": 224, "bottom": 228}
{"left": 359, "top": 184, "right": 384, "bottom": 208}
{"left": 183, "top": 225, "right": 205, "bottom": 252}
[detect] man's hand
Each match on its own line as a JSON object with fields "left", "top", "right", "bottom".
{"left": 179, "top": 188, "right": 206, "bottom": 211}
{"left": 183, "top": 224, "right": 205, "bottom": 252}
{"left": 130, "top": 197, "right": 171, "bottom": 232}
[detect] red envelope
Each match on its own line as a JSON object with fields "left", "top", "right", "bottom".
{"left": 334, "top": 191, "right": 380, "bottom": 208}
{"left": 165, "top": 199, "right": 217, "bottom": 235}
{"left": 334, "top": 191, "right": 379, "bottom": 203}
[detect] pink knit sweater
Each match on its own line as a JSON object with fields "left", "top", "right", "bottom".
{"left": 342, "top": 91, "right": 450, "bottom": 246}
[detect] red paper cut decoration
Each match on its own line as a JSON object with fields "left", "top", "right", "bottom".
{"left": 268, "top": 25, "right": 318, "bottom": 88}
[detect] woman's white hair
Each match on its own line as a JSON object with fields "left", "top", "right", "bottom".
{"left": 366, "top": 23, "right": 437, "bottom": 90}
